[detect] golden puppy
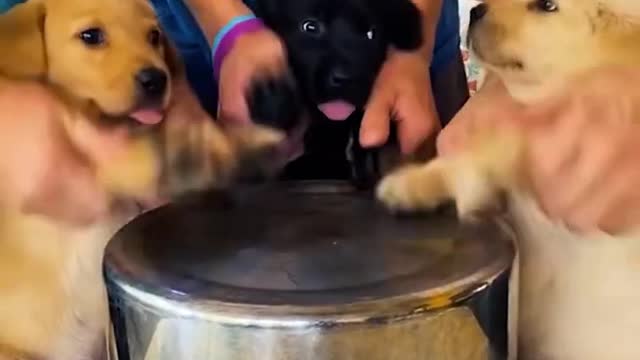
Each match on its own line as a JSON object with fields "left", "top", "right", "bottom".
{"left": 377, "top": 1, "right": 640, "bottom": 359}
{"left": 0, "top": 0, "right": 282, "bottom": 359}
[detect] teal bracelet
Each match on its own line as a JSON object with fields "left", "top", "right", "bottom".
{"left": 211, "top": 14, "right": 256, "bottom": 55}
{"left": 211, "top": 14, "right": 265, "bottom": 80}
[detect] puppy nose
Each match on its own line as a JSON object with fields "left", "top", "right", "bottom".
{"left": 136, "top": 67, "right": 167, "bottom": 98}
{"left": 328, "top": 68, "right": 351, "bottom": 88}
{"left": 470, "top": 3, "right": 488, "bottom": 25}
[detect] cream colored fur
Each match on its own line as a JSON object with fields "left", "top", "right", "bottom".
{"left": 377, "top": 0, "right": 640, "bottom": 359}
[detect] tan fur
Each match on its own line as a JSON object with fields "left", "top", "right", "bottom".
{"left": 377, "top": 1, "right": 640, "bottom": 359}
{"left": 0, "top": 0, "right": 283, "bottom": 359}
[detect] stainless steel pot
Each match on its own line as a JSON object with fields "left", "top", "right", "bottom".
{"left": 104, "top": 181, "right": 514, "bottom": 360}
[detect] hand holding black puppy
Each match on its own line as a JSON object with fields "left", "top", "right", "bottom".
{"left": 217, "top": 28, "right": 289, "bottom": 126}
{"left": 242, "top": 0, "right": 426, "bottom": 183}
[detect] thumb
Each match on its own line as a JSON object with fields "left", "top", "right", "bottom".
{"left": 360, "top": 86, "right": 392, "bottom": 148}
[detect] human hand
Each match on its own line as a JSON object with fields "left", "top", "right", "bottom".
{"left": 0, "top": 81, "right": 119, "bottom": 226}
{"left": 217, "top": 28, "right": 287, "bottom": 125}
{"left": 0, "top": 75, "right": 280, "bottom": 226}
{"left": 437, "top": 66, "right": 640, "bottom": 233}
{"left": 360, "top": 51, "right": 440, "bottom": 155}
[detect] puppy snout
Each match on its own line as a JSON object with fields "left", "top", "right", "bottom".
{"left": 328, "top": 67, "right": 351, "bottom": 88}
{"left": 136, "top": 67, "right": 168, "bottom": 99}
{"left": 470, "top": 3, "right": 488, "bottom": 26}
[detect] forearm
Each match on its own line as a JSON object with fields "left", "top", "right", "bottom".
{"left": 409, "top": 0, "right": 443, "bottom": 60}
{"left": 183, "top": 0, "right": 253, "bottom": 44}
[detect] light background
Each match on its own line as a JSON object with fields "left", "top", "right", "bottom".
{"left": 458, "top": 0, "right": 486, "bottom": 95}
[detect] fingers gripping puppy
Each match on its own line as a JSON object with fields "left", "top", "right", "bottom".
{"left": 377, "top": 1, "right": 640, "bottom": 359}
{"left": 0, "top": 0, "right": 282, "bottom": 359}
{"left": 0, "top": 0, "right": 282, "bottom": 199}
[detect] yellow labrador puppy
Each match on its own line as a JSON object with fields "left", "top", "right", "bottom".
{"left": 0, "top": 0, "right": 282, "bottom": 359}
{"left": 377, "top": 0, "right": 640, "bottom": 359}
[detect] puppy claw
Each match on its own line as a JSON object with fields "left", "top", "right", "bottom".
{"left": 376, "top": 163, "right": 451, "bottom": 212}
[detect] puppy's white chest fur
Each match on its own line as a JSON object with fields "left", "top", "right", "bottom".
{"left": 508, "top": 194, "right": 640, "bottom": 360}
{"left": 50, "top": 224, "right": 118, "bottom": 360}
{"left": 0, "top": 212, "right": 128, "bottom": 360}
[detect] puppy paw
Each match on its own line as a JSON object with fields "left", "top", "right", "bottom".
{"left": 160, "top": 118, "right": 238, "bottom": 195}
{"left": 160, "top": 118, "right": 286, "bottom": 196}
{"left": 246, "top": 71, "right": 303, "bottom": 132}
{"left": 376, "top": 162, "right": 451, "bottom": 212}
{"left": 440, "top": 159, "right": 507, "bottom": 223}
{"left": 225, "top": 123, "right": 285, "bottom": 154}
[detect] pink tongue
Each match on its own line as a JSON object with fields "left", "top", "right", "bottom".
{"left": 129, "top": 109, "right": 164, "bottom": 125}
{"left": 318, "top": 100, "right": 356, "bottom": 121}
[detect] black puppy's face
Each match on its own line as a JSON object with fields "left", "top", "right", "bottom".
{"left": 255, "top": 0, "right": 422, "bottom": 122}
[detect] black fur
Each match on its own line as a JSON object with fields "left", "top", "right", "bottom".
{"left": 246, "top": 70, "right": 303, "bottom": 132}
{"left": 247, "top": 0, "right": 423, "bottom": 185}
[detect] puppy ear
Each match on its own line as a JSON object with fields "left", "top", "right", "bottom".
{"left": 0, "top": 0, "right": 48, "bottom": 77}
{"left": 374, "top": 0, "right": 423, "bottom": 51}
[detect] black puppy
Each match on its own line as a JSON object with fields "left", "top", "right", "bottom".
{"left": 247, "top": 0, "right": 423, "bottom": 186}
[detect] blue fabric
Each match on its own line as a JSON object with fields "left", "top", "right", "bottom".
{"left": 0, "top": 0, "right": 25, "bottom": 14}
{"left": 150, "top": 0, "right": 219, "bottom": 114}
{"left": 150, "top": 0, "right": 462, "bottom": 114}
{"left": 431, "top": 0, "right": 461, "bottom": 71}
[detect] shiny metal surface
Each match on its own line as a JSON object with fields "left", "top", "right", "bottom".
{"left": 105, "top": 181, "right": 514, "bottom": 360}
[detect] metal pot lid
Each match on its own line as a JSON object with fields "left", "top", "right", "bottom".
{"left": 105, "top": 181, "right": 513, "bottom": 312}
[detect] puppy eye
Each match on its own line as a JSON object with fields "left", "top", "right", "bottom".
{"left": 301, "top": 19, "right": 324, "bottom": 35}
{"left": 148, "top": 28, "right": 161, "bottom": 48}
{"left": 366, "top": 28, "right": 375, "bottom": 40}
{"left": 78, "top": 28, "right": 106, "bottom": 47}
{"left": 536, "top": 0, "right": 558, "bottom": 12}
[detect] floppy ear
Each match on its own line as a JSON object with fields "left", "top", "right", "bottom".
{"left": 373, "top": 0, "right": 423, "bottom": 51}
{"left": 0, "top": 0, "right": 47, "bottom": 78}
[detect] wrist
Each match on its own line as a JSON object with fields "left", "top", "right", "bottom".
{"left": 387, "top": 49, "right": 431, "bottom": 72}
{"left": 211, "top": 16, "right": 266, "bottom": 80}
{"left": 408, "top": 0, "right": 442, "bottom": 61}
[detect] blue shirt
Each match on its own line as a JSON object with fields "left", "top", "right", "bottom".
{"left": 431, "top": 0, "right": 461, "bottom": 71}
{"left": 2, "top": 0, "right": 461, "bottom": 114}
{"left": 0, "top": 0, "right": 24, "bottom": 13}
{"left": 1, "top": 0, "right": 460, "bottom": 69}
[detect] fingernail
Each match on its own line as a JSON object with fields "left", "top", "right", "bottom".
{"left": 360, "top": 130, "right": 384, "bottom": 148}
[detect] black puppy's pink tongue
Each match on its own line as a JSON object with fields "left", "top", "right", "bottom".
{"left": 318, "top": 100, "right": 355, "bottom": 121}
{"left": 129, "top": 109, "right": 164, "bottom": 125}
